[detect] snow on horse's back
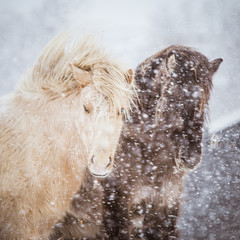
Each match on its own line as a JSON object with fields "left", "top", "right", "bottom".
{"left": 0, "top": 32, "right": 135, "bottom": 240}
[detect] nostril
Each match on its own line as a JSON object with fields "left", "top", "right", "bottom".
{"left": 106, "top": 157, "right": 112, "bottom": 168}
{"left": 91, "top": 155, "right": 95, "bottom": 164}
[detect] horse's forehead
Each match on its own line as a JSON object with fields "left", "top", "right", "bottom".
{"left": 81, "top": 88, "right": 115, "bottom": 111}
{"left": 81, "top": 86, "right": 102, "bottom": 102}
{"left": 80, "top": 84, "right": 124, "bottom": 116}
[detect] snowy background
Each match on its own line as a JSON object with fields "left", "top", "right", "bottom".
{"left": 0, "top": 0, "right": 239, "bottom": 239}
{"left": 1, "top": 0, "right": 240, "bottom": 128}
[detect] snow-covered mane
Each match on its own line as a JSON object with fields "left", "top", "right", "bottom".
{"left": 18, "top": 33, "right": 135, "bottom": 116}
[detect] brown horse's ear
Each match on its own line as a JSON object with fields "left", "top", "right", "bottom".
{"left": 210, "top": 58, "right": 223, "bottom": 74}
{"left": 126, "top": 69, "right": 134, "bottom": 84}
{"left": 166, "top": 54, "right": 176, "bottom": 73}
{"left": 69, "top": 64, "right": 92, "bottom": 87}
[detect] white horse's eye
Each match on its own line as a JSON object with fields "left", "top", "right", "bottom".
{"left": 83, "top": 105, "right": 90, "bottom": 113}
{"left": 118, "top": 108, "right": 124, "bottom": 116}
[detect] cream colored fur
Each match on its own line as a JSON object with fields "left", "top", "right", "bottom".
{"left": 0, "top": 33, "right": 135, "bottom": 239}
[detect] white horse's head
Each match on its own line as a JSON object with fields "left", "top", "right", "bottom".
{"left": 22, "top": 33, "right": 136, "bottom": 178}
{"left": 70, "top": 63, "right": 134, "bottom": 177}
{"left": 79, "top": 87, "right": 123, "bottom": 177}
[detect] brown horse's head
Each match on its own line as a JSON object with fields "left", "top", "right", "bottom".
{"left": 155, "top": 46, "right": 222, "bottom": 170}
{"left": 134, "top": 45, "right": 222, "bottom": 171}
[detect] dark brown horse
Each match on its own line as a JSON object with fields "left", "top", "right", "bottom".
{"left": 50, "top": 46, "right": 222, "bottom": 239}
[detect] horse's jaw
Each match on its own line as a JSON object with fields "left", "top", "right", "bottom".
{"left": 90, "top": 172, "right": 109, "bottom": 178}
{"left": 175, "top": 148, "right": 202, "bottom": 171}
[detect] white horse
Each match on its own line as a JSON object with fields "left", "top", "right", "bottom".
{"left": 0, "top": 33, "right": 135, "bottom": 240}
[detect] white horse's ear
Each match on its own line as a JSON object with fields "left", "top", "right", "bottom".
{"left": 69, "top": 64, "right": 92, "bottom": 87}
{"left": 166, "top": 54, "right": 176, "bottom": 73}
{"left": 126, "top": 69, "right": 134, "bottom": 84}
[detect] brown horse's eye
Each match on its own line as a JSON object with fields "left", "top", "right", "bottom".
{"left": 83, "top": 105, "right": 90, "bottom": 113}
{"left": 118, "top": 108, "right": 124, "bottom": 116}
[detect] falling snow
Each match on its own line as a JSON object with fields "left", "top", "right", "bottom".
{"left": 0, "top": 0, "right": 240, "bottom": 239}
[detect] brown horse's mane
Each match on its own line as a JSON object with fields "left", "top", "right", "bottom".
{"left": 135, "top": 45, "right": 214, "bottom": 115}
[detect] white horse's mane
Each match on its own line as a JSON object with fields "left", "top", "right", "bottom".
{"left": 18, "top": 33, "right": 135, "bottom": 116}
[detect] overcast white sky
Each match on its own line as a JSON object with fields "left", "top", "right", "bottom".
{"left": 0, "top": 0, "right": 239, "bottom": 130}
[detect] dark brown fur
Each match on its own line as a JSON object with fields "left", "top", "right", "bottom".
{"left": 49, "top": 46, "right": 222, "bottom": 240}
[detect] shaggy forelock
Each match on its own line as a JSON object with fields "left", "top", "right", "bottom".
{"left": 19, "top": 33, "right": 136, "bottom": 117}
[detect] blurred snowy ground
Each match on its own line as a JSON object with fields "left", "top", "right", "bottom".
{"left": 180, "top": 123, "right": 240, "bottom": 240}
{"left": 0, "top": 0, "right": 239, "bottom": 239}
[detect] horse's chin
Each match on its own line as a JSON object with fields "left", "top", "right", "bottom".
{"left": 90, "top": 172, "right": 109, "bottom": 178}
{"left": 175, "top": 155, "right": 202, "bottom": 171}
